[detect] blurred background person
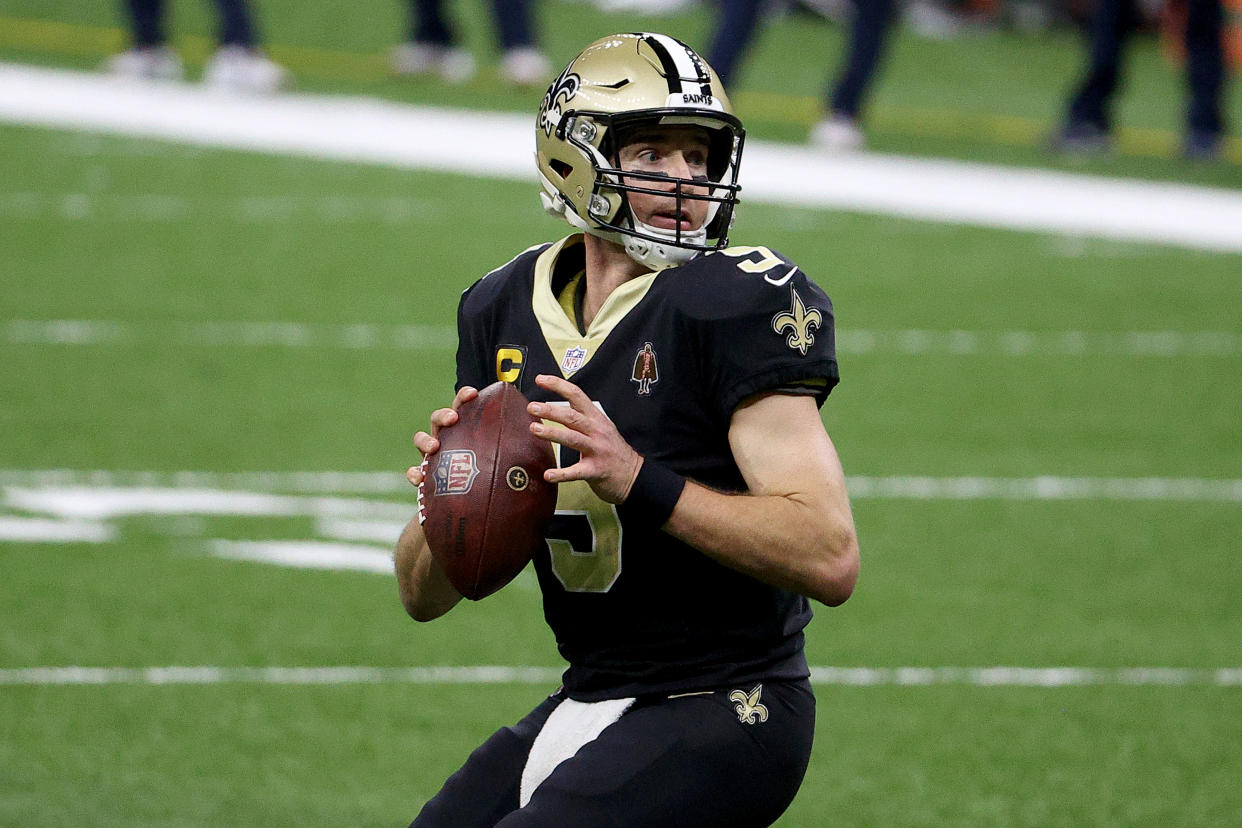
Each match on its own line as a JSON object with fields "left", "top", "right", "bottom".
{"left": 104, "top": 0, "right": 288, "bottom": 92}
{"left": 707, "top": 0, "right": 898, "bottom": 152}
{"left": 1051, "top": 0, "right": 1227, "bottom": 160}
{"left": 391, "top": 0, "right": 551, "bottom": 86}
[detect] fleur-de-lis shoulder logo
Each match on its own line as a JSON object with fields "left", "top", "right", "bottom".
{"left": 771, "top": 287, "right": 823, "bottom": 356}
{"left": 539, "top": 67, "right": 581, "bottom": 137}
{"left": 729, "top": 684, "right": 769, "bottom": 725}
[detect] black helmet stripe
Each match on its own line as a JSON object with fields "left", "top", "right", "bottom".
{"left": 640, "top": 33, "right": 712, "bottom": 98}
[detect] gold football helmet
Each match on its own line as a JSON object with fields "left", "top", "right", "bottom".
{"left": 535, "top": 33, "right": 745, "bottom": 270}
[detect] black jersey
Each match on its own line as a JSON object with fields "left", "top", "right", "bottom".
{"left": 455, "top": 235, "right": 840, "bottom": 701}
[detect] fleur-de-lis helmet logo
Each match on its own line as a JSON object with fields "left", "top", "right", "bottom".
{"left": 729, "top": 684, "right": 769, "bottom": 725}
{"left": 539, "top": 67, "right": 581, "bottom": 138}
{"left": 771, "top": 287, "right": 823, "bottom": 356}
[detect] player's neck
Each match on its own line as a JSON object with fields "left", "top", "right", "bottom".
{"left": 581, "top": 233, "right": 648, "bottom": 329}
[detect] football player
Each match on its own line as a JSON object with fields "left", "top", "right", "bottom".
{"left": 395, "top": 32, "right": 860, "bottom": 827}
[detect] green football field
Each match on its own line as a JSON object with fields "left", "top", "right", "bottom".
{"left": 3, "top": 1, "right": 1242, "bottom": 825}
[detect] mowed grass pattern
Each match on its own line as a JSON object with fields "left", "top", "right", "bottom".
{"left": 2, "top": 113, "right": 1241, "bottom": 826}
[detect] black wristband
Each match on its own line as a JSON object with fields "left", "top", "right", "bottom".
{"left": 624, "top": 459, "right": 686, "bottom": 528}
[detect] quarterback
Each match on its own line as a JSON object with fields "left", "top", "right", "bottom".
{"left": 395, "top": 32, "right": 860, "bottom": 827}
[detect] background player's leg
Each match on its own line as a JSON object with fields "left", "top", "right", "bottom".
{"left": 211, "top": 0, "right": 257, "bottom": 47}
{"left": 1183, "top": 0, "right": 1225, "bottom": 157}
{"left": 124, "top": 0, "right": 166, "bottom": 47}
{"left": 1065, "top": 0, "right": 1138, "bottom": 134}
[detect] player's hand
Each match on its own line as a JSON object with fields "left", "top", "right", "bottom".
{"left": 406, "top": 386, "right": 479, "bottom": 488}
{"left": 527, "top": 374, "right": 642, "bottom": 504}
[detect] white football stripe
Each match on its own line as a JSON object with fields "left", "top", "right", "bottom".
{"left": 0, "top": 515, "right": 116, "bottom": 543}
{"left": 2, "top": 474, "right": 1240, "bottom": 503}
{"left": 1, "top": 485, "right": 413, "bottom": 521}
{"left": 4, "top": 320, "right": 1239, "bottom": 358}
{"left": 207, "top": 539, "right": 395, "bottom": 574}
{"left": 316, "top": 517, "right": 408, "bottom": 544}
{"left": 0, "top": 665, "right": 1238, "bottom": 687}
{"left": 3, "top": 62, "right": 1242, "bottom": 251}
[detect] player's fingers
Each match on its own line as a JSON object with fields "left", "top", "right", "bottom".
{"left": 528, "top": 400, "right": 589, "bottom": 433}
{"left": 413, "top": 430, "right": 439, "bottom": 456}
{"left": 450, "top": 386, "right": 479, "bottom": 410}
{"left": 535, "top": 374, "right": 593, "bottom": 413}
{"left": 544, "top": 462, "right": 589, "bottom": 484}
{"left": 428, "top": 407, "right": 459, "bottom": 435}
{"left": 406, "top": 465, "right": 423, "bottom": 486}
{"left": 531, "top": 420, "right": 586, "bottom": 451}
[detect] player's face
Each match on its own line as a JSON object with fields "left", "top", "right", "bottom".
{"left": 616, "top": 125, "right": 712, "bottom": 235}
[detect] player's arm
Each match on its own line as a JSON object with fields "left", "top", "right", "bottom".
{"left": 666, "top": 390, "right": 859, "bottom": 606}
{"left": 530, "top": 375, "right": 858, "bottom": 606}
{"left": 393, "top": 387, "right": 478, "bottom": 621}
{"left": 394, "top": 517, "right": 462, "bottom": 621}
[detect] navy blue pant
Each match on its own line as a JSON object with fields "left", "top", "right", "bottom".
{"left": 1066, "top": 0, "right": 1224, "bottom": 136}
{"left": 409, "top": 0, "right": 536, "bottom": 51}
{"left": 411, "top": 680, "right": 816, "bottom": 827}
{"left": 123, "top": 0, "right": 256, "bottom": 48}
{"left": 707, "top": 0, "right": 896, "bottom": 118}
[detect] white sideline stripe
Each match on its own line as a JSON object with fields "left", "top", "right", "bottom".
{"left": 4, "top": 320, "right": 1240, "bottom": 358}
{"left": 845, "top": 476, "right": 1242, "bottom": 502}
{"left": 208, "top": 539, "right": 394, "bottom": 574}
{"left": 0, "top": 191, "right": 443, "bottom": 224}
{"left": 0, "top": 665, "right": 1239, "bottom": 687}
{"left": 1, "top": 319, "right": 458, "bottom": 350}
{"left": 315, "top": 517, "right": 407, "bottom": 544}
{"left": 0, "top": 516, "right": 116, "bottom": 543}
{"left": 2, "top": 63, "right": 1241, "bottom": 252}
{"left": 1, "top": 485, "right": 414, "bottom": 521}
{"left": 2, "top": 472, "right": 1240, "bottom": 503}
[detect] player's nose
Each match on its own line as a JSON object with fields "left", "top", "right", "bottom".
{"left": 663, "top": 151, "right": 695, "bottom": 180}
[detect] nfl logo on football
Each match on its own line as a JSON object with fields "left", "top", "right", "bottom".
{"left": 433, "top": 450, "right": 480, "bottom": 495}
{"left": 561, "top": 346, "right": 588, "bottom": 374}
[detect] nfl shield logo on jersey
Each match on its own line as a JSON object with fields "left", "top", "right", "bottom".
{"left": 432, "top": 450, "right": 480, "bottom": 495}
{"left": 561, "top": 345, "right": 588, "bottom": 374}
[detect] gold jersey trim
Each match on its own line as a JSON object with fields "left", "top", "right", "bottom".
{"left": 533, "top": 235, "right": 658, "bottom": 377}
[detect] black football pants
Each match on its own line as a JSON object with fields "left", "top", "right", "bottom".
{"left": 410, "top": 679, "right": 815, "bottom": 828}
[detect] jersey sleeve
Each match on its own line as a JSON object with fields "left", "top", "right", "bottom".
{"left": 453, "top": 243, "right": 551, "bottom": 392}
{"left": 689, "top": 253, "right": 840, "bottom": 419}
{"left": 454, "top": 283, "right": 492, "bottom": 392}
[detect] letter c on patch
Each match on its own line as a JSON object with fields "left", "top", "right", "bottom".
{"left": 496, "top": 346, "right": 526, "bottom": 384}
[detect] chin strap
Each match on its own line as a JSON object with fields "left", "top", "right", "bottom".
{"left": 622, "top": 216, "right": 704, "bottom": 270}
{"left": 539, "top": 179, "right": 704, "bottom": 271}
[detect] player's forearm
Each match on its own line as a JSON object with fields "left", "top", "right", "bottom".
{"left": 394, "top": 518, "right": 462, "bottom": 621}
{"left": 663, "top": 481, "right": 859, "bottom": 606}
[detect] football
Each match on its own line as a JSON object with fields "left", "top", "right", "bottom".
{"left": 418, "top": 381, "right": 558, "bottom": 600}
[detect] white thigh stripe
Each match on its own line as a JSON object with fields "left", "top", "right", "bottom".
{"left": 519, "top": 696, "right": 636, "bottom": 808}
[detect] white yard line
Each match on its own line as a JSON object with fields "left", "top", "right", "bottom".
{"left": 2, "top": 62, "right": 1241, "bottom": 252}
{"left": 3, "top": 319, "right": 1239, "bottom": 358}
{"left": 1, "top": 472, "right": 1239, "bottom": 503}
{"left": 0, "top": 664, "right": 1238, "bottom": 687}
{"left": 0, "top": 515, "right": 116, "bottom": 543}
{"left": 1, "top": 484, "right": 413, "bottom": 521}
{"left": 207, "top": 539, "right": 396, "bottom": 574}
{"left": 0, "top": 190, "right": 443, "bottom": 224}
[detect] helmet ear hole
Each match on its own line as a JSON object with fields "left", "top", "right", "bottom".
{"left": 550, "top": 160, "right": 573, "bottom": 180}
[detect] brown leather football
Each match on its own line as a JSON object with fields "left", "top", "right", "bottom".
{"left": 418, "top": 381, "right": 557, "bottom": 600}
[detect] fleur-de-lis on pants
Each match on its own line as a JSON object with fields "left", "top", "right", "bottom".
{"left": 729, "top": 684, "right": 769, "bottom": 725}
